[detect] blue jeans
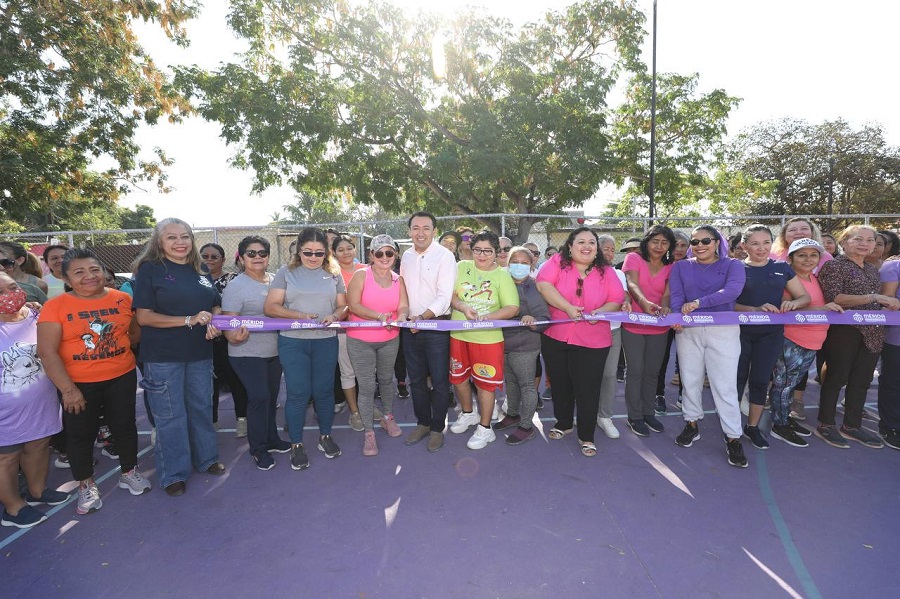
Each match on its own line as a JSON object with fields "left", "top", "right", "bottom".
{"left": 768, "top": 338, "right": 817, "bottom": 426}
{"left": 278, "top": 336, "right": 338, "bottom": 444}
{"left": 140, "top": 360, "right": 218, "bottom": 488}
{"left": 401, "top": 329, "right": 451, "bottom": 432}
{"left": 230, "top": 356, "right": 285, "bottom": 457}
{"left": 737, "top": 325, "right": 785, "bottom": 406}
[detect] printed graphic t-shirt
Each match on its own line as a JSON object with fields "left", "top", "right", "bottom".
{"left": 450, "top": 261, "right": 519, "bottom": 344}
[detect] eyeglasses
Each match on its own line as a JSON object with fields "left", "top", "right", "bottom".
{"left": 200, "top": 254, "right": 222, "bottom": 260}
{"left": 500, "top": 246, "right": 512, "bottom": 253}
{"left": 530, "top": 250, "right": 541, "bottom": 257}
{"left": 461, "top": 234, "right": 473, "bottom": 242}
{"left": 373, "top": 249, "right": 396, "bottom": 259}
{"left": 243, "top": 250, "right": 269, "bottom": 258}
{"left": 472, "top": 247, "right": 495, "bottom": 256}
{"left": 0, "top": 259, "right": 15, "bottom": 268}
{"left": 301, "top": 251, "right": 326, "bottom": 258}
{"left": 689, "top": 237, "right": 715, "bottom": 246}
{"left": 575, "top": 277, "right": 584, "bottom": 298}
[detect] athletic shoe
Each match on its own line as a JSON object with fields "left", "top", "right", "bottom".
{"left": 1, "top": 505, "right": 47, "bottom": 528}
{"left": 597, "top": 417, "right": 619, "bottom": 439}
{"left": 787, "top": 418, "right": 811, "bottom": 437}
{"left": 101, "top": 442, "right": 119, "bottom": 459}
{"left": 253, "top": 452, "right": 276, "bottom": 470}
{"left": 616, "top": 368, "right": 626, "bottom": 383}
{"left": 839, "top": 425, "right": 883, "bottom": 448}
{"left": 814, "top": 424, "right": 849, "bottom": 449}
{"left": 726, "top": 438, "right": 748, "bottom": 468}
{"left": 397, "top": 383, "right": 410, "bottom": 399}
{"left": 95, "top": 425, "right": 111, "bottom": 447}
{"left": 491, "top": 403, "right": 501, "bottom": 421}
{"left": 317, "top": 435, "right": 341, "bottom": 458}
{"left": 450, "top": 410, "right": 480, "bottom": 434}
{"left": 627, "top": 419, "right": 650, "bottom": 437}
{"left": 290, "top": 444, "right": 310, "bottom": 470}
{"left": 334, "top": 401, "right": 345, "bottom": 414}
{"left": 770, "top": 424, "right": 808, "bottom": 448}
{"left": 24, "top": 488, "right": 70, "bottom": 506}
{"left": 363, "top": 431, "right": 378, "bottom": 456}
{"left": 349, "top": 412, "right": 364, "bottom": 432}
{"left": 675, "top": 422, "right": 700, "bottom": 447}
{"left": 789, "top": 399, "right": 806, "bottom": 421}
{"left": 506, "top": 426, "right": 535, "bottom": 445}
{"left": 467, "top": 425, "right": 496, "bottom": 449}
{"left": 861, "top": 407, "right": 878, "bottom": 421}
{"left": 493, "top": 414, "right": 521, "bottom": 431}
{"left": 743, "top": 425, "right": 770, "bottom": 450}
{"left": 380, "top": 414, "right": 403, "bottom": 437}
{"left": 654, "top": 395, "right": 666, "bottom": 415}
{"left": 536, "top": 398, "right": 544, "bottom": 410}
{"left": 54, "top": 454, "right": 70, "bottom": 468}
{"left": 235, "top": 417, "right": 248, "bottom": 438}
{"left": 882, "top": 429, "right": 900, "bottom": 450}
{"left": 541, "top": 388, "right": 552, "bottom": 401}
{"left": 76, "top": 482, "right": 102, "bottom": 515}
{"left": 673, "top": 396, "right": 683, "bottom": 411}
{"left": 118, "top": 468, "right": 152, "bottom": 495}
{"left": 268, "top": 439, "right": 292, "bottom": 453}
{"left": 643, "top": 415, "right": 665, "bottom": 433}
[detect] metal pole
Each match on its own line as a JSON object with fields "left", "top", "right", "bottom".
{"left": 648, "top": 0, "right": 658, "bottom": 228}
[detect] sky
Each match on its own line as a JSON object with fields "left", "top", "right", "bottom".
{"left": 122, "top": 0, "right": 900, "bottom": 227}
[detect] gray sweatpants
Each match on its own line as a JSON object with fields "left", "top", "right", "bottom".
{"left": 598, "top": 328, "right": 621, "bottom": 419}
{"left": 346, "top": 336, "right": 399, "bottom": 431}
{"left": 503, "top": 349, "right": 541, "bottom": 429}
{"left": 622, "top": 328, "right": 670, "bottom": 419}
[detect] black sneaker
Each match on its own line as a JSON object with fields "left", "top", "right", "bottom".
{"left": 814, "top": 424, "right": 849, "bottom": 448}
{"left": 654, "top": 395, "right": 666, "bottom": 415}
{"left": 726, "top": 438, "right": 748, "bottom": 468}
{"left": 536, "top": 397, "right": 544, "bottom": 410}
{"left": 627, "top": 419, "right": 650, "bottom": 437}
{"left": 254, "top": 451, "right": 276, "bottom": 471}
{"left": 743, "top": 425, "right": 770, "bottom": 450}
{"left": 616, "top": 369, "right": 626, "bottom": 383}
{"left": 101, "top": 442, "right": 119, "bottom": 459}
{"left": 317, "top": 435, "right": 342, "bottom": 459}
{"left": 643, "top": 415, "right": 665, "bottom": 433}
{"left": 770, "top": 424, "right": 808, "bottom": 448}
{"left": 787, "top": 417, "right": 811, "bottom": 437}
{"left": 675, "top": 422, "right": 700, "bottom": 447}
{"left": 397, "top": 383, "right": 410, "bottom": 399}
{"left": 290, "top": 444, "right": 309, "bottom": 470}
{"left": 268, "top": 439, "right": 292, "bottom": 454}
{"left": 882, "top": 429, "right": 900, "bottom": 451}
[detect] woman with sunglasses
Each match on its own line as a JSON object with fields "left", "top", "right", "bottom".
{"left": 265, "top": 227, "right": 347, "bottom": 470}
{"left": 200, "top": 243, "right": 248, "bottom": 436}
{"left": 132, "top": 218, "right": 226, "bottom": 497}
{"left": 0, "top": 242, "right": 48, "bottom": 302}
{"left": 734, "top": 225, "right": 810, "bottom": 450}
{"left": 536, "top": 227, "right": 625, "bottom": 457}
{"left": 221, "top": 236, "right": 290, "bottom": 470}
{"left": 455, "top": 227, "right": 475, "bottom": 261}
{"left": 669, "top": 226, "right": 748, "bottom": 468}
{"left": 332, "top": 235, "right": 364, "bottom": 431}
{"left": 346, "top": 235, "right": 409, "bottom": 456}
{"left": 448, "top": 232, "right": 520, "bottom": 449}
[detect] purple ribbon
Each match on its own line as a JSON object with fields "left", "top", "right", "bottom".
{"left": 213, "top": 310, "right": 900, "bottom": 332}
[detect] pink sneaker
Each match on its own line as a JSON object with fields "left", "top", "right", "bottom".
{"left": 381, "top": 414, "right": 403, "bottom": 438}
{"left": 363, "top": 431, "right": 378, "bottom": 456}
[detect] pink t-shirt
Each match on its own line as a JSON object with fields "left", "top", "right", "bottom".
{"left": 622, "top": 252, "right": 672, "bottom": 335}
{"left": 784, "top": 274, "right": 829, "bottom": 350}
{"left": 535, "top": 254, "right": 625, "bottom": 349}
{"left": 347, "top": 267, "right": 401, "bottom": 342}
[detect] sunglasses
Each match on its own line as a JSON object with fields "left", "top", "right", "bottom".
{"left": 373, "top": 249, "right": 396, "bottom": 259}
{"left": 200, "top": 254, "right": 222, "bottom": 260}
{"left": 0, "top": 259, "right": 15, "bottom": 268}
{"left": 461, "top": 234, "right": 473, "bottom": 242}
{"left": 472, "top": 247, "right": 495, "bottom": 256}
{"left": 500, "top": 246, "right": 512, "bottom": 253}
{"left": 243, "top": 249, "right": 269, "bottom": 258}
{"left": 301, "top": 250, "right": 326, "bottom": 258}
{"left": 689, "top": 237, "right": 715, "bottom": 246}
{"left": 575, "top": 277, "right": 584, "bottom": 298}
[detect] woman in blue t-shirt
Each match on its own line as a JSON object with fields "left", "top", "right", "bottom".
{"left": 132, "top": 218, "right": 226, "bottom": 497}
{"left": 734, "top": 224, "right": 809, "bottom": 450}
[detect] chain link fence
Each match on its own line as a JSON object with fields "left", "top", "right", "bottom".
{"left": 4, "top": 213, "right": 899, "bottom": 276}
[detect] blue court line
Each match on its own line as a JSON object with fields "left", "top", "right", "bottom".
{"left": 756, "top": 452, "right": 823, "bottom": 599}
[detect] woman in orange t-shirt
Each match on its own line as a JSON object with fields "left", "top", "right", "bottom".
{"left": 37, "top": 248, "right": 148, "bottom": 516}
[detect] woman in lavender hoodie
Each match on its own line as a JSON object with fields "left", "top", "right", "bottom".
{"left": 668, "top": 225, "right": 748, "bottom": 468}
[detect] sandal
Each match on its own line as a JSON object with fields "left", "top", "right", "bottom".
{"left": 580, "top": 441, "right": 597, "bottom": 457}
{"left": 548, "top": 427, "right": 572, "bottom": 440}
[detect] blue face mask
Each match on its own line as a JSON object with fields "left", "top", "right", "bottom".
{"left": 508, "top": 263, "right": 531, "bottom": 280}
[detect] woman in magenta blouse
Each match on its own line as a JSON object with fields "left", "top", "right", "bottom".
{"left": 536, "top": 227, "right": 625, "bottom": 457}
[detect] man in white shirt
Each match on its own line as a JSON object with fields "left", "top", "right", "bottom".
{"left": 400, "top": 211, "right": 458, "bottom": 452}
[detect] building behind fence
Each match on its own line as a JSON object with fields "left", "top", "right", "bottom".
{"left": 5, "top": 213, "right": 900, "bottom": 276}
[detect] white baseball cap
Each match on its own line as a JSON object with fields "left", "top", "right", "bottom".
{"left": 788, "top": 238, "right": 824, "bottom": 256}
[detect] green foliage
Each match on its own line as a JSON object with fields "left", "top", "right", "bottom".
{"left": 177, "top": 0, "right": 646, "bottom": 242}
{"left": 0, "top": 0, "right": 198, "bottom": 230}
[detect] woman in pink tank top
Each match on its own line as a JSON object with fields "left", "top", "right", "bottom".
{"left": 346, "top": 235, "right": 410, "bottom": 456}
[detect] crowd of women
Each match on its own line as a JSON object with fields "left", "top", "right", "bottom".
{"left": 2, "top": 215, "right": 899, "bottom": 529}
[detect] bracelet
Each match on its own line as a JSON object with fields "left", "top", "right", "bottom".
{"left": 184, "top": 315, "right": 192, "bottom": 329}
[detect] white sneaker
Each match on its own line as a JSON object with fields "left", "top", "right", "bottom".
{"left": 491, "top": 403, "right": 501, "bottom": 421}
{"left": 76, "top": 482, "right": 102, "bottom": 515}
{"left": 118, "top": 468, "right": 152, "bottom": 495}
{"left": 236, "top": 417, "right": 248, "bottom": 438}
{"left": 740, "top": 392, "right": 750, "bottom": 417}
{"left": 597, "top": 417, "right": 620, "bottom": 439}
{"left": 450, "top": 410, "right": 480, "bottom": 434}
{"left": 467, "top": 425, "right": 496, "bottom": 449}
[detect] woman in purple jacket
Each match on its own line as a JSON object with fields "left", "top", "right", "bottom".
{"left": 669, "top": 226, "right": 748, "bottom": 468}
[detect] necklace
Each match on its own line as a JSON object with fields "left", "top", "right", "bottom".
{"left": 694, "top": 259, "right": 717, "bottom": 271}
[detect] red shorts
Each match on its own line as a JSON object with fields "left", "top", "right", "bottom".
{"left": 449, "top": 338, "right": 505, "bottom": 391}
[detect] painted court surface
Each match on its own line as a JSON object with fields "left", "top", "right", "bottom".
{"left": 2, "top": 363, "right": 895, "bottom": 598}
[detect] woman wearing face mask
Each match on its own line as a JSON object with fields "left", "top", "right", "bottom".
{"left": 0, "top": 273, "right": 65, "bottom": 529}
{"left": 0, "top": 242, "right": 48, "bottom": 303}
{"left": 492, "top": 247, "right": 550, "bottom": 445}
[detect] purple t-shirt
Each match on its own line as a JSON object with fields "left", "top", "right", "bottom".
{"left": 880, "top": 261, "right": 900, "bottom": 346}
{"left": 0, "top": 309, "right": 62, "bottom": 446}
{"left": 669, "top": 256, "right": 746, "bottom": 313}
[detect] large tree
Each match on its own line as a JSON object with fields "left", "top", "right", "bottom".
{"left": 0, "top": 0, "right": 197, "bottom": 231}
{"left": 177, "top": 0, "right": 645, "bottom": 241}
